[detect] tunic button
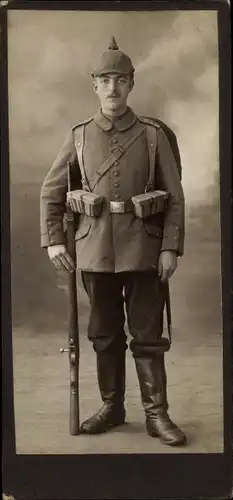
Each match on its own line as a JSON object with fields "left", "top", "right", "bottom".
{"left": 113, "top": 171, "right": 119, "bottom": 177}
{"left": 111, "top": 138, "right": 118, "bottom": 144}
{"left": 114, "top": 193, "right": 120, "bottom": 200}
{"left": 113, "top": 181, "right": 120, "bottom": 188}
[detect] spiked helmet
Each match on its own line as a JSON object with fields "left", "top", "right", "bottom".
{"left": 91, "top": 36, "right": 135, "bottom": 77}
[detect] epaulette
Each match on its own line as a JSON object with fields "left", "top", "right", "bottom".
{"left": 72, "top": 117, "right": 94, "bottom": 131}
{"left": 137, "top": 116, "right": 161, "bottom": 128}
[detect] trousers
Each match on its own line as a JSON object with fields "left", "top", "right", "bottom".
{"left": 81, "top": 270, "right": 170, "bottom": 356}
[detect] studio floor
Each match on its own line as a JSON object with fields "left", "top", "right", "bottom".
{"left": 13, "top": 328, "right": 223, "bottom": 455}
{"left": 12, "top": 217, "right": 224, "bottom": 454}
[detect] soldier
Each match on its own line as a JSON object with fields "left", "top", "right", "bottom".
{"left": 40, "top": 37, "right": 186, "bottom": 446}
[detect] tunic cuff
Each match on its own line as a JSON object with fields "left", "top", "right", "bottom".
{"left": 40, "top": 220, "right": 66, "bottom": 248}
{"left": 161, "top": 225, "right": 184, "bottom": 256}
{"left": 41, "top": 232, "right": 66, "bottom": 248}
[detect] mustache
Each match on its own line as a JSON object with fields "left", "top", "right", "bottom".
{"left": 107, "top": 93, "right": 120, "bottom": 98}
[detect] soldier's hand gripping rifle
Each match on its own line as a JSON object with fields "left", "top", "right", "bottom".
{"left": 60, "top": 161, "right": 80, "bottom": 435}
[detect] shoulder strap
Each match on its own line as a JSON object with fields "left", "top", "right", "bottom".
{"left": 72, "top": 118, "right": 93, "bottom": 191}
{"left": 138, "top": 116, "right": 160, "bottom": 192}
{"left": 72, "top": 117, "right": 93, "bottom": 131}
{"left": 138, "top": 116, "right": 161, "bottom": 129}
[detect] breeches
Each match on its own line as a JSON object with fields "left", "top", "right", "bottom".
{"left": 81, "top": 271, "right": 169, "bottom": 357}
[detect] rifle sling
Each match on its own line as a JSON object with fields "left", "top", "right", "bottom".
{"left": 164, "top": 282, "right": 172, "bottom": 345}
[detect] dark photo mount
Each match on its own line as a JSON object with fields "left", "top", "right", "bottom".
{"left": 1, "top": 0, "right": 232, "bottom": 499}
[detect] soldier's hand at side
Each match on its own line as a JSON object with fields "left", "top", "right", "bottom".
{"left": 47, "top": 244, "right": 75, "bottom": 273}
{"left": 158, "top": 250, "right": 177, "bottom": 283}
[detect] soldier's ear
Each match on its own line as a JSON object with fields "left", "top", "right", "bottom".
{"left": 129, "top": 78, "right": 134, "bottom": 93}
{"left": 93, "top": 78, "right": 98, "bottom": 93}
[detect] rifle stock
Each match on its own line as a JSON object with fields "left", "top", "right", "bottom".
{"left": 60, "top": 161, "right": 80, "bottom": 435}
{"left": 67, "top": 267, "right": 80, "bottom": 435}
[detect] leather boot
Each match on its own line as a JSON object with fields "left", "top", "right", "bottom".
{"left": 80, "top": 351, "right": 126, "bottom": 434}
{"left": 134, "top": 354, "right": 187, "bottom": 446}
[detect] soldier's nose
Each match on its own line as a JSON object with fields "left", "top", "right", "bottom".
{"left": 109, "top": 79, "right": 117, "bottom": 91}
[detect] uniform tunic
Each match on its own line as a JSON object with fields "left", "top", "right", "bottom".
{"left": 40, "top": 107, "right": 184, "bottom": 273}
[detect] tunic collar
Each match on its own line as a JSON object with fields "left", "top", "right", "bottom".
{"left": 94, "top": 106, "right": 137, "bottom": 132}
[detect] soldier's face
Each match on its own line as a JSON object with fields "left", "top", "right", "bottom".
{"left": 93, "top": 73, "right": 134, "bottom": 113}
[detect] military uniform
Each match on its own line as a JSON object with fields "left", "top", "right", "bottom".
{"left": 40, "top": 38, "right": 186, "bottom": 445}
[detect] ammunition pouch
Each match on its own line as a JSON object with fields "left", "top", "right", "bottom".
{"left": 131, "top": 190, "right": 169, "bottom": 219}
{"left": 66, "top": 190, "right": 104, "bottom": 218}
{"left": 67, "top": 189, "right": 168, "bottom": 219}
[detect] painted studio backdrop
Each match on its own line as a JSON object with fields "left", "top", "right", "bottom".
{"left": 8, "top": 9, "right": 223, "bottom": 454}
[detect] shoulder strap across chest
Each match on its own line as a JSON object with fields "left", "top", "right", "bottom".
{"left": 73, "top": 119, "right": 145, "bottom": 192}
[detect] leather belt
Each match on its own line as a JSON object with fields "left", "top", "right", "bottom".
{"left": 108, "top": 199, "right": 134, "bottom": 214}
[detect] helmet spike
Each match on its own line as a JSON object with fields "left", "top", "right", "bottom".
{"left": 108, "top": 36, "right": 119, "bottom": 51}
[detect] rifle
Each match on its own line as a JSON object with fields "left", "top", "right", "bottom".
{"left": 60, "top": 161, "right": 80, "bottom": 435}
{"left": 165, "top": 282, "right": 172, "bottom": 346}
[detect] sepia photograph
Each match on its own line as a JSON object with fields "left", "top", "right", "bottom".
{"left": 6, "top": 6, "right": 226, "bottom": 457}
{"left": 2, "top": 0, "right": 232, "bottom": 498}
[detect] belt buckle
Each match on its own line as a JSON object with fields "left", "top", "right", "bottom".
{"left": 110, "top": 201, "right": 125, "bottom": 213}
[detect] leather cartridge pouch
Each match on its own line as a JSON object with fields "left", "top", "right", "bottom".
{"left": 150, "top": 190, "right": 169, "bottom": 215}
{"left": 131, "top": 193, "right": 153, "bottom": 219}
{"left": 66, "top": 189, "right": 86, "bottom": 213}
{"left": 131, "top": 190, "right": 169, "bottom": 219}
{"left": 81, "top": 192, "right": 104, "bottom": 217}
{"left": 66, "top": 190, "right": 104, "bottom": 217}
